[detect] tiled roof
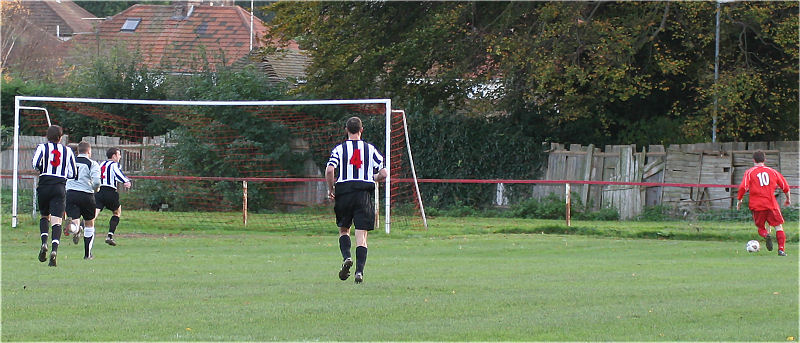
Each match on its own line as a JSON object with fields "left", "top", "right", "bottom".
{"left": 4, "top": 18, "right": 67, "bottom": 77}
{"left": 71, "top": 4, "right": 306, "bottom": 76}
{"left": 232, "top": 49, "right": 310, "bottom": 84}
{"left": 23, "top": 0, "right": 96, "bottom": 38}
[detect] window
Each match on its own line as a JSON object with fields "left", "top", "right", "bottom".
{"left": 121, "top": 18, "right": 141, "bottom": 32}
{"left": 195, "top": 22, "right": 208, "bottom": 35}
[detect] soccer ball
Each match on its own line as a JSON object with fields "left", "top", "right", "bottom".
{"left": 746, "top": 240, "right": 760, "bottom": 253}
{"left": 68, "top": 223, "right": 80, "bottom": 235}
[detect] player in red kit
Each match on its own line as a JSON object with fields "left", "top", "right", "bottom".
{"left": 736, "top": 150, "right": 791, "bottom": 256}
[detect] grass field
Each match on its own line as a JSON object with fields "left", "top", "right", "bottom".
{"left": 2, "top": 214, "right": 798, "bottom": 341}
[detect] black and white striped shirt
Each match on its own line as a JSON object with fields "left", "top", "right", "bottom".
{"left": 31, "top": 142, "right": 77, "bottom": 181}
{"left": 99, "top": 160, "right": 130, "bottom": 190}
{"left": 327, "top": 140, "right": 385, "bottom": 184}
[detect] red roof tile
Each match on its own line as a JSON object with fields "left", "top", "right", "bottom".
{"left": 23, "top": 0, "right": 97, "bottom": 38}
{"left": 72, "top": 4, "right": 300, "bottom": 73}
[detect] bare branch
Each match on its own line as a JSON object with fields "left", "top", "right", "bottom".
{"left": 586, "top": 2, "right": 602, "bottom": 24}
{"left": 649, "top": 2, "right": 670, "bottom": 42}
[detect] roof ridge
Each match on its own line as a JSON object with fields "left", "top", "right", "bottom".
{"left": 37, "top": 0, "right": 96, "bottom": 33}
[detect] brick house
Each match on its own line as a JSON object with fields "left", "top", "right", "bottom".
{"left": 23, "top": 0, "right": 97, "bottom": 40}
{"left": 2, "top": 0, "right": 97, "bottom": 78}
{"left": 68, "top": 2, "right": 308, "bottom": 82}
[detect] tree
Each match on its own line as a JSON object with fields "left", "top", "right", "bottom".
{"left": 75, "top": 1, "right": 272, "bottom": 22}
{"left": 263, "top": 1, "right": 798, "bottom": 145}
{"left": 0, "top": 0, "right": 29, "bottom": 73}
{"left": 73, "top": 1, "right": 168, "bottom": 17}
{"left": 263, "top": 2, "right": 502, "bottom": 111}
{"left": 687, "top": 2, "right": 799, "bottom": 142}
{"left": 1, "top": 0, "right": 67, "bottom": 81}
{"left": 62, "top": 46, "right": 175, "bottom": 138}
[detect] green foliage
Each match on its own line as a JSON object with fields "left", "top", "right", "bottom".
{"left": 0, "top": 125, "right": 12, "bottom": 150}
{"left": 504, "top": 193, "right": 620, "bottom": 220}
{"left": 424, "top": 192, "right": 620, "bottom": 221}
{"left": 509, "top": 194, "right": 564, "bottom": 219}
{"left": 235, "top": 1, "right": 275, "bottom": 23}
{"left": 637, "top": 205, "right": 676, "bottom": 221}
{"left": 165, "top": 65, "right": 304, "bottom": 174}
{"left": 265, "top": 2, "right": 798, "bottom": 145}
{"left": 0, "top": 76, "right": 65, "bottom": 135}
{"left": 130, "top": 66, "right": 306, "bottom": 212}
{"left": 408, "top": 108, "right": 545, "bottom": 209}
{"left": 126, "top": 178, "right": 249, "bottom": 213}
{"left": 264, "top": 2, "right": 490, "bottom": 111}
{"left": 63, "top": 46, "right": 176, "bottom": 138}
{"left": 574, "top": 207, "right": 620, "bottom": 221}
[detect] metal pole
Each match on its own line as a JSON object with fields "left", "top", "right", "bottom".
{"left": 12, "top": 97, "right": 20, "bottom": 227}
{"left": 398, "top": 110, "right": 428, "bottom": 229}
{"left": 712, "top": 0, "right": 721, "bottom": 143}
{"left": 374, "top": 181, "right": 379, "bottom": 229}
{"left": 243, "top": 180, "right": 248, "bottom": 226}
{"left": 565, "top": 183, "right": 571, "bottom": 227}
{"left": 384, "top": 100, "right": 391, "bottom": 234}
{"left": 249, "top": 0, "right": 254, "bottom": 51}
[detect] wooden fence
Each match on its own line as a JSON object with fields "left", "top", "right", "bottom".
{"left": 1, "top": 135, "right": 167, "bottom": 190}
{"left": 530, "top": 141, "right": 799, "bottom": 219}
{"left": 4, "top": 136, "right": 798, "bottom": 220}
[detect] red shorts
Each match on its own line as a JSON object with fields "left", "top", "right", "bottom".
{"left": 751, "top": 209, "right": 785, "bottom": 230}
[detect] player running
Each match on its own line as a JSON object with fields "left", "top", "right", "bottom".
{"left": 95, "top": 147, "right": 131, "bottom": 246}
{"left": 65, "top": 141, "right": 101, "bottom": 259}
{"left": 32, "top": 125, "right": 77, "bottom": 267}
{"left": 325, "top": 116, "right": 387, "bottom": 284}
{"left": 736, "top": 150, "right": 792, "bottom": 256}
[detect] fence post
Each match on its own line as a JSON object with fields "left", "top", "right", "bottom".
{"left": 565, "top": 183, "right": 571, "bottom": 227}
{"left": 242, "top": 180, "right": 248, "bottom": 226}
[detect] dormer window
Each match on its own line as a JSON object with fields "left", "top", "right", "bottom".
{"left": 121, "top": 18, "right": 141, "bottom": 32}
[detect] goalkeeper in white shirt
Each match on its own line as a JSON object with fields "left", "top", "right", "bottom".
{"left": 65, "top": 141, "right": 101, "bottom": 259}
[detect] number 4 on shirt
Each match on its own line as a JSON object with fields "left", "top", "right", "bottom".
{"left": 349, "top": 149, "right": 362, "bottom": 169}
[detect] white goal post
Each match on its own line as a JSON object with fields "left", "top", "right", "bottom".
{"left": 12, "top": 96, "right": 427, "bottom": 233}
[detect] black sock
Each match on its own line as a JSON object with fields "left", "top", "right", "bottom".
{"left": 40, "top": 218, "right": 49, "bottom": 245}
{"left": 339, "top": 235, "right": 351, "bottom": 260}
{"left": 84, "top": 236, "right": 93, "bottom": 257}
{"left": 109, "top": 215, "right": 120, "bottom": 235}
{"left": 355, "top": 246, "right": 367, "bottom": 274}
{"left": 51, "top": 225, "right": 61, "bottom": 252}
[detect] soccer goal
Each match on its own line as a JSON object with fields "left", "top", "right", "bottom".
{"left": 10, "top": 96, "right": 427, "bottom": 233}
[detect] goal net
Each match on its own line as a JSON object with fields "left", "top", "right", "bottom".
{"left": 9, "top": 96, "right": 427, "bottom": 234}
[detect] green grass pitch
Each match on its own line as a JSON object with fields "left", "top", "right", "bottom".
{"left": 2, "top": 216, "right": 798, "bottom": 341}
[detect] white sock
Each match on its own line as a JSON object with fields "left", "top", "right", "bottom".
{"left": 84, "top": 227, "right": 95, "bottom": 255}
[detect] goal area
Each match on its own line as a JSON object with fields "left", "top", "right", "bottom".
{"left": 10, "top": 96, "right": 427, "bottom": 233}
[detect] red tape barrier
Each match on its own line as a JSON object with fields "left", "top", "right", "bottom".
{"left": 128, "top": 176, "right": 798, "bottom": 189}
{"left": 4, "top": 175, "right": 798, "bottom": 189}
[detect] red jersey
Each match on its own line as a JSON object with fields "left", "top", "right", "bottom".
{"left": 737, "top": 164, "right": 789, "bottom": 211}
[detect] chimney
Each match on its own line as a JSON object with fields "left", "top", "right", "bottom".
{"left": 172, "top": 3, "right": 188, "bottom": 19}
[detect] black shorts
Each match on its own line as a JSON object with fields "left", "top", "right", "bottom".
{"left": 37, "top": 183, "right": 66, "bottom": 217}
{"left": 95, "top": 187, "right": 120, "bottom": 212}
{"left": 66, "top": 190, "right": 96, "bottom": 220}
{"left": 334, "top": 182, "right": 376, "bottom": 231}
